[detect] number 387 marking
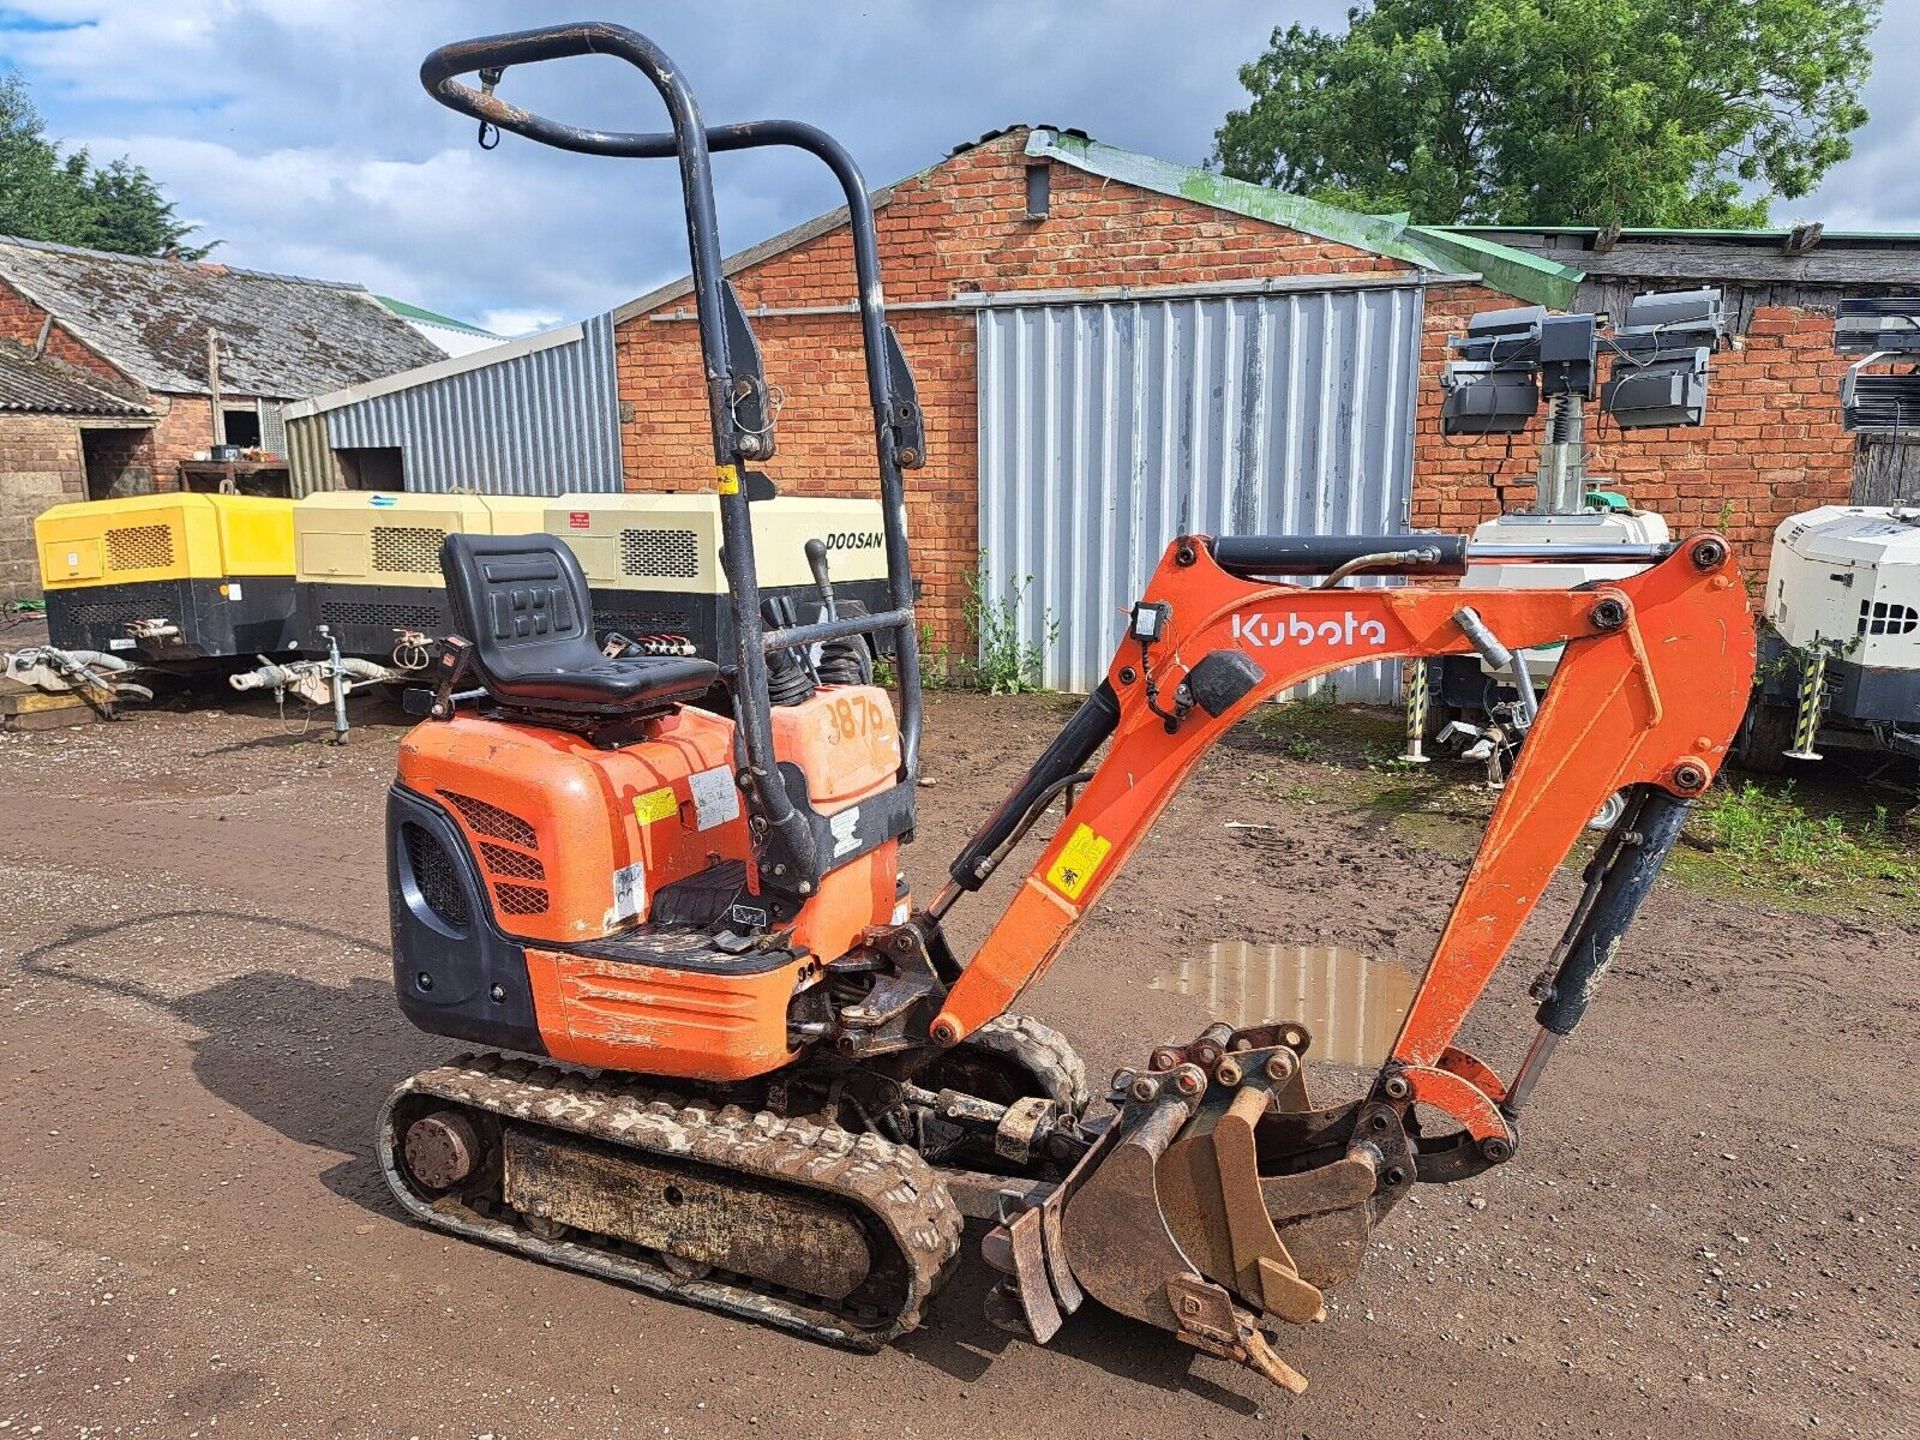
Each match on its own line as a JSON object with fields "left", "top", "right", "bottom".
{"left": 828, "top": 695, "right": 891, "bottom": 742}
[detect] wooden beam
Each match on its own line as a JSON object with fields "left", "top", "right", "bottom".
{"left": 1784, "top": 222, "right": 1826, "bottom": 258}
{"left": 1572, "top": 242, "right": 1920, "bottom": 285}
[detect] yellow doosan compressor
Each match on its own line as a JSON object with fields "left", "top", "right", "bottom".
{"left": 552, "top": 491, "right": 893, "bottom": 664}
{"left": 292, "top": 492, "right": 550, "bottom": 667}
{"left": 28, "top": 490, "right": 892, "bottom": 704}
{"left": 35, "top": 493, "right": 299, "bottom": 665}
{"left": 291, "top": 489, "right": 890, "bottom": 675}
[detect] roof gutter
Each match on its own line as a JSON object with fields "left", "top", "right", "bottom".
{"left": 646, "top": 268, "right": 1480, "bottom": 322}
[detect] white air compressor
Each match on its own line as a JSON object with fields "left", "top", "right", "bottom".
{"left": 1737, "top": 504, "right": 1920, "bottom": 768}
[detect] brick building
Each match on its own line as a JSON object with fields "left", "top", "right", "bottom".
{"left": 0, "top": 235, "right": 441, "bottom": 601}
{"left": 612, "top": 128, "right": 1564, "bottom": 678}
{"left": 1421, "top": 226, "right": 1920, "bottom": 563}
{"left": 608, "top": 127, "right": 1920, "bottom": 690}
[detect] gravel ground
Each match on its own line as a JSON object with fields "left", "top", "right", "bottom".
{"left": 0, "top": 690, "right": 1914, "bottom": 1439}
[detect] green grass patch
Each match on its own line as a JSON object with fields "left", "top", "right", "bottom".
{"left": 1241, "top": 698, "right": 1920, "bottom": 923}
{"left": 1674, "top": 779, "right": 1919, "bottom": 917}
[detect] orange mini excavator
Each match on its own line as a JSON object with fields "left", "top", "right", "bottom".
{"left": 379, "top": 23, "right": 1755, "bottom": 1392}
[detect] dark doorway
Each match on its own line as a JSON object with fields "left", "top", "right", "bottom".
{"left": 336, "top": 447, "right": 405, "bottom": 491}
{"left": 222, "top": 408, "right": 262, "bottom": 449}
{"left": 82, "top": 426, "right": 155, "bottom": 500}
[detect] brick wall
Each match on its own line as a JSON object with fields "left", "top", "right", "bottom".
{"left": 616, "top": 131, "right": 1414, "bottom": 650}
{"left": 617, "top": 131, "right": 1856, "bottom": 652}
{"left": 1410, "top": 288, "right": 1854, "bottom": 574}
{"left": 0, "top": 414, "right": 86, "bottom": 601}
{"left": 0, "top": 278, "right": 135, "bottom": 392}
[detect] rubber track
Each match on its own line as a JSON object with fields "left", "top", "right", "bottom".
{"left": 376, "top": 1053, "right": 965, "bottom": 1351}
{"left": 965, "top": 1014, "right": 1092, "bottom": 1116}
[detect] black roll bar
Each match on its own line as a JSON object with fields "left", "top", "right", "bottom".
{"left": 421, "top": 22, "right": 926, "bottom": 896}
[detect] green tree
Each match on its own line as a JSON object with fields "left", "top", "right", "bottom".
{"left": 0, "top": 72, "right": 214, "bottom": 257}
{"left": 1213, "top": 0, "right": 1880, "bottom": 227}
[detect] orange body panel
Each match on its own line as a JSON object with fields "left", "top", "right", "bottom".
{"left": 524, "top": 947, "right": 818, "bottom": 1082}
{"left": 770, "top": 684, "right": 902, "bottom": 806}
{"left": 398, "top": 705, "right": 751, "bottom": 944}
{"left": 931, "top": 534, "right": 1755, "bottom": 1139}
{"left": 395, "top": 685, "right": 909, "bottom": 1082}
{"left": 770, "top": 684, "right": 905, "bottom": 964}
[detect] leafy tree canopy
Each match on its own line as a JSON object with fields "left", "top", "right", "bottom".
{"left": 0, "top": 71, "right": 214, "bottom": 258}
{"left": 1213, "top": 0, "right": 1881, "bottom": 227}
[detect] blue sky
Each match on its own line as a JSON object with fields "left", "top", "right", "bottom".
{"left": 2, "top": 2, "right": 1915, "bottom": 337}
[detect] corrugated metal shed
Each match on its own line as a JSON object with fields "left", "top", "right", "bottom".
{"left": 284, "top": 313, "right": 622, "bottom": 496}
{"left": 977, "top": 282, "right": 1425, "bottom": 699}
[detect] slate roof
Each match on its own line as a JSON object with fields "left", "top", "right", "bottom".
{"left": 0, "top": 235, "right": 445, "bottom": 399}
{"left": 0, "top": 343, "right": 151, "bottom": 416}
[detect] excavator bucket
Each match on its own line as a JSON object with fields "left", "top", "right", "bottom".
{"left": 984, "top": 1021, "right": 1414, "bottom": 1392}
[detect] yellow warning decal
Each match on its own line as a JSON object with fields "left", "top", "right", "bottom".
{"left": 715, "top": 463, "right": 741, "bottom": 495}
{"left": 632, "top": 786, "right": 679, "bottom": 826}
{"left": 1045, "top": 823, "right": 1112, "bottom": 902}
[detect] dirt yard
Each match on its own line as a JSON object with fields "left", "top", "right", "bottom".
{"left": 0, "top": 688, "right": 1914, "bottom": 1439}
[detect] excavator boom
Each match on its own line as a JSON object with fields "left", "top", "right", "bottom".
{"left": 957, "top": 531, "right": 1753, "bottom": 1380}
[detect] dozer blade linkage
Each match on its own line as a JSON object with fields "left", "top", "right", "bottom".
{"left": 985, "top": 1022, "right": 1414, "bottom": 1393}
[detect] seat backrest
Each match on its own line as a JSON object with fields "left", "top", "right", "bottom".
{"left": 440, "top": 532, "right": 596, "bottom": 678}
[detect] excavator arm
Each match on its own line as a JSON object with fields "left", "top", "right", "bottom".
{"left": 936, "top": 531, "right": 1751, "bottom": 1130}
{"left": 945, "top": 531, "right": 1754, "bottom": 1388}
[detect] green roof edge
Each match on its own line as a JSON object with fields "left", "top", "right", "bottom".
{"left": 1407, "top": 226, "right": 1583, "bottom": 308}
{"left": 375, "top": 294, "right": 497, "bottom": 336}
{"left": 1027, "top": 131, "right": 1582, "bottom": 309}
{"left": 1444, "top": 223, "right": 1920, "bottom": 243}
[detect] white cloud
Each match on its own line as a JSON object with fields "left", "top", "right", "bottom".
{"left": 477, "top": 307, "right": 564, "bottom": 339}
{"left": 3, "top": 0, "right": 1913, "bottom": 332}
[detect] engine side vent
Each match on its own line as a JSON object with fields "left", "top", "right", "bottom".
{"left": 493, "top": 882, "right": 551, "bottom": 916}
{"left": 1858, "top": 599, "right": 1920, "bottom": 637}
{"left": 619, "top": 527, "right": 701, "bottom": 579}
{"left": 402, "top": 822, "right": 470, "bottom": 928}
{"left": 440, "top": 791, "right": 539, "bottom": 849}
{"left": 593, "top": 607, "right": 692, "bottom": 636}
{"left": 478, "top": 841, "right": 546, "bottom": 881}
{"left": 371, "top": 525, "right": 448, "bottom": 574}
{"left": 71, "top": 596, "right": 164, "bottom": 627}
{"left": 105, "top": 524, "right": 175, "bottom": 572}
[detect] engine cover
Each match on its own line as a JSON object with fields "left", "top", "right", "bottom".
{"left": 397, "top": 704, "right": 751, "bottom": 945}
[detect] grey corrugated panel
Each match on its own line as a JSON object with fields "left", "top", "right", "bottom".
{"left": 978, "top": 285, "right": 1424, "bottom": 700}
{"left": 314, "top": 311, "right": 622, "bottom": 495}
{"left": 256, "top": 400, "right": 287, "bottom": 460}
{"left": 286, "top": 413, "right": 334, "bottom": 496}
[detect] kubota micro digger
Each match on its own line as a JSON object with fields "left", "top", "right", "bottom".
{"left": 378, "top": 23, "right": 1755, "bottom": 1393}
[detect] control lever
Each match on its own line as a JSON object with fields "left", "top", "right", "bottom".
{"left": 805, "top": 537, "right": 839, "bottom": 620}
{"left": 804, "top": 536, "right": 873, "bottom": 688}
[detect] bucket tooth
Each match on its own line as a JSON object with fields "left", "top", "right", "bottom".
{"left": 1159, "top": 1084, "right": 1329, "bottom": 1324}
{"left": 1165, "top": 1274, "right": 1309, "bottom": 1395}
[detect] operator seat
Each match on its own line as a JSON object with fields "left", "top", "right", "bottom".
{"left": 440, "top": 532, "right": 718, "bottom": 715}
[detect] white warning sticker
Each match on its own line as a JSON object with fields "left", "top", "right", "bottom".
{"left": 829, "top": 806, "right": 862, "bottom": 858}
{"left": 688, "top": 765, "right": 741, "bottom": 832}
{"left": 611, "top": 862, "right": 647, "bottom": 924}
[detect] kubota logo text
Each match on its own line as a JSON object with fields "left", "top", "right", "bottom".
{"left": 1232, "top": 611, "right": 1389, "bottom": 649}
